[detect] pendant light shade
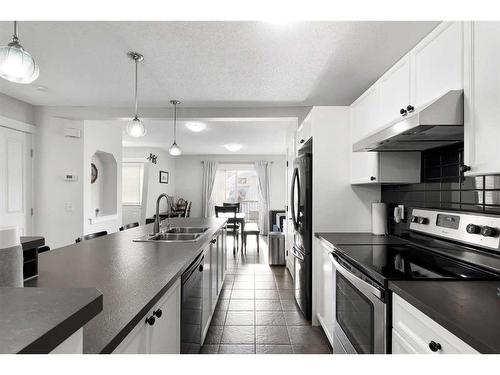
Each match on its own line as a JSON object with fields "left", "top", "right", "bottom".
{"left": 126, "top": 52, "right": 146, "bottom": 137}
{"left": 169, "top": 100, "right": 182, "bottom": 156}
{"left": 0, "top": 21, "right": 39, "bottom": 84}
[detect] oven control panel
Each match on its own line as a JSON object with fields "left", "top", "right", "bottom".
{"left": 410, "top": 208, "right": 500, "bottom": 251}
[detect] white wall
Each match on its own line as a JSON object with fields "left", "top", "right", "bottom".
{"left": 310, "top": 106, "right": 381, "bottom": 325}
{"left": 83, "top": 121, "right": 122, "bottom": 235}
{"left": 0, "top": 93, "right": 34, "bottom": 125}
{"left": 122, "top": 147, "right": 176, "bottom": 220}
{"left": 33, "top": 107, "right": 85, "bottom": 249}
{"left": 174, "top": 154, "right": 286, "bottom": 218}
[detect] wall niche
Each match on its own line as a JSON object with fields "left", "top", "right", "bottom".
{"left": 90, "top": 151, "right": 117, "bottom": 218}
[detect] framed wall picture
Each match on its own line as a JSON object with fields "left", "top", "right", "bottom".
{"left": 159, "top": 171, "right": 169, "bottom": 184}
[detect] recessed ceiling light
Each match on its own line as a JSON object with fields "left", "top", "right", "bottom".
{"left": 185, "top": 121, "right": 206, "bottom": 133}
{"left": 33, "top": 84, "right": 48, "bottom": 92}
{"left": 224, "top": 144, "right": 243, "bottom": 152}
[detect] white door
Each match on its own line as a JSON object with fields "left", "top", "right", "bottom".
{"left": 464, "top": 21, "right": 500, "bottom": 176}
{"left": 412, "top": 21, "right": 463, "bottom": 108}
{"left": 0, "top": 126, "right": 32, "bottom": 235}
{"left": 378, "top": 54, "right": 412, "bottom": 126}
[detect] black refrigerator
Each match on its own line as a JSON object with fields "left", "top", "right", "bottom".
{"left": 290, "top": 152, "right": 312, "bottom": 320}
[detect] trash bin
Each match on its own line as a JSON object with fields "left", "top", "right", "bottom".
{"left": 268, "top": 232, "right": 285, "bottom": 265}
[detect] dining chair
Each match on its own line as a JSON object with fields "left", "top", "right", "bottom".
{"left": 215, "top": 205, "right": 240, "bottom": 253}
{"left": 120, "top": 222, "right": 139, "bottom": 231}
{"left": 223, "top": 202, "right": 241, "bottom": 212}
{"left": 75, "top": 231, "right": 108, "bottom": 243}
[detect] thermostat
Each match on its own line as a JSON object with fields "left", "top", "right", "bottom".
{"left": 64, "top": 174, "right": 78, "bottom": 182}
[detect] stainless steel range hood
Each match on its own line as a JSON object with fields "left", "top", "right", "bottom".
{"left": 353, "top": 90, "right": 464, "bottom": 152}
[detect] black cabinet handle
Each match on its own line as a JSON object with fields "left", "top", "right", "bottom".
{"left": 145, "top": 316, "right": 155, "bottom": 326}
{"left": 429, "top": 341, "right": 442, "bottom": 352}
{"left": 211, "top": 238, "right": 217, "bottom": 244}
{"left": 370, "top": 176, "right": 376, "bottom": 181}
{"left": 460, "top": 164, "right": 471, "bottom": 174}
{"left": 199, "top": 264, "right": 204, "bottom": 272}
{"left": 400, "top": 108, "right": 407, "bottom": 116}
{"left": 153, "top": 309, "right": 162, "bottom": 318}
{"left": 406, "top": 105, "right": 415, "bottom": 113}
{"left": 300, "top": 139, "right": 305, "bottom": 144}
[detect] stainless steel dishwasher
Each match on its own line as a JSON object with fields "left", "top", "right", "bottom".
{"left": 180, "top": 253, "right": 204, "bottom": 353}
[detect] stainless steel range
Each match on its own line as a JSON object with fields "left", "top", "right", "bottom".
{"left": 324, "top": 208, "right": 500, "bottom": 354}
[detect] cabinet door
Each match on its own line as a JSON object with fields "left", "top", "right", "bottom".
{"left": 113, "top": 316, "right": 148, "bottom": 354}
{"left": 217, "top": 231, "right": 224, "bottom": 293}
{"left": 464, "top": 22, "right": 500, "bottom": 175}
{"left": 316, "top": 241, "right": 334, "bottom": 346}
{"left": 412, "top": 21, "right": 463, "bottom": 108}
{"left": 379, "top": 54, "right": 412, "bottom": 126}
{"left": 350, "top": 84, "right": 380, "bottom": 184}
{"left": 149, "top": 279, "right": 181, "bottom": 354}
{"left": 210, "top": 239, "right": 218, "bottom": 311}
{"left": 201, "top": 247, "right": 211, "bottom": 341}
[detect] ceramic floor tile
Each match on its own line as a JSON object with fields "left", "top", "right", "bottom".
{"left": 287, "top": 326, "right": 329, "bottom": 346}
{"left": 233, "top": 281, "right": 254, "bottom": 290}
{"left": 257, "top": 345, "right": 293, "bottom": 354}
{"left": 225, "top": 311, "right": 255, "bottom": 325}
{"left": 231, "top": 289, "right": 255, "bottom": 299}
{"left": 204, "top": 326, "right": 224, "bottom": 344}
{"left": 218, "top": 345, "right": 256, "bottom": 354}
{"left": 292, "top": 344, "right": 332, "bottom": 354}
{"left": 255, "top": 311, "right": 286, "bottom": 326}
{"left": 200, "top": 344, "right": 219, "bottom": 354}
{"left": 283, "top": 311, "right": 309, "bottom": 326}
{"left": 221, "top": 326, "right": 255, "bottom": 344}
{"left": 255, "top": 299, "right": 282, "bottom": 311}
{"left": 228, "top": 299, "right": 255, "bottom": 311}
{"left": 256, "top": 326, "right": 290, "bottom": 345}
{"left": 255, "top": 281, "right": 277, "bottom": 290}
{"left": 210, "top": 310, "right": 227, "bottom": 326}
{"left": 255, "top": 289, "right": 280, "bottom": 300}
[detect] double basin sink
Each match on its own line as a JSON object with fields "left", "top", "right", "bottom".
{"left": 134, "top": 226, "right": 209, "bottom": 243}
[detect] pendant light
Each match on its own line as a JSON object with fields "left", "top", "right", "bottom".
{"left": 169, "top": 100, "right": 182, "bottom": 156}
{"left": 126, "top": 52, "right": 146, "bottom": 137}
{"left": 0, "top": 21, "right": 39, "bottom": 84}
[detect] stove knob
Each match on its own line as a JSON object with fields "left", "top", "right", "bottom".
{"left": 417, "top": 217, "right": 429, "bottom": 225}
{"left": 466, "top": 224, "right": 481, "bottom": 234}
{"left": 411, "top": 215, "right": 419, "bottom": 223}
{"left": 481, "top": 226, "right": 497, "bottom": 237}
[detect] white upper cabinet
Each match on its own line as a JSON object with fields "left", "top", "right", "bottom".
{"left": 297, "top": 112, "right": 312, "bottom": 150}
{"left": 463, "top": 22, "right": 500, "bottom": 176}
{"left": 379, "top": 54, "right": 412, "bottom": 126}
{"left": 411, "top": 21, "right": 463, "bottom": 108}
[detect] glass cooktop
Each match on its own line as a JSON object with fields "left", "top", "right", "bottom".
{"left": 334, "top": 243, "right": 500, "bottom": 286}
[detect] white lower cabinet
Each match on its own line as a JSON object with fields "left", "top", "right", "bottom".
{"left": 50, "top": 329, "right": 83, "bottom": 354}
{"left": 316, "top": 239, "right": 334, "bottom": 346}
{"left": 392, "top": 294, "right": 478, "bottom": 354}
{"left": 113, "top": 279, "right": 181, "bottom": 354}
{"left": 201, "top": 246, "right": 212, "bottom": 341}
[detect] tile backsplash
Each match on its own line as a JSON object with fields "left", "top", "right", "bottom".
{"left": 381, "top": 143, "right": 500, "bottom": 234}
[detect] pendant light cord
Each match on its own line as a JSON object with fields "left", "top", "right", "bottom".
{"left": 173, "top": 102, "right": 177, "bottom": 142}
{"left": 134, "top": 59, "right": 138, "bottom": 118}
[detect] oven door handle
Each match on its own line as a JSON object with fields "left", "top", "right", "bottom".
{"left": 291, "top": 246, "right": 304, "bottom": 261}
{"left": 329, "top": 253, "right": 383, "bottom": 300}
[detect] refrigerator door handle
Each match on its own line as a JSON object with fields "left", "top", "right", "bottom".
{"left": 291, "top": 246, "right": 304, "bottom": 261}
{"left": 290, "top": 167, "right": 300, "bottom": 231}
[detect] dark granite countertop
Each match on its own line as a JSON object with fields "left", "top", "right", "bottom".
{"left": 315, "top": 232, "right": 405, "bottom": 248}
{"left": 25, "top": 217, "right": 226, "bottom": 354}
{"left": 389, "top": 280, "right": 500, "bottom": 353}
{"left": 0, "top": 287, "right": 102, "bottom": 354}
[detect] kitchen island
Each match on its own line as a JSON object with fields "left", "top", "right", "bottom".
{"left": 26, "top": 217, "right": 227, "bottom": 354}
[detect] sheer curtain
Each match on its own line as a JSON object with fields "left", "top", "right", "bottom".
{"left": 202, "top": 161, "right": 219, "bottom": 217}
{"left": 254, "top": 160, "right": 271, "bottom": 235}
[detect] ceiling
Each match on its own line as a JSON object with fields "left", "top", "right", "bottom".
{"left": 0, "top": 21, "right": 439, "bottom": 107}
{"left": 116, "top": 118, "right": 294, "bottom": 154}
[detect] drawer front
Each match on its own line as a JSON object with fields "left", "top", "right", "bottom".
{"left": 392, "top": 294, "right": 478, "bottom": 354}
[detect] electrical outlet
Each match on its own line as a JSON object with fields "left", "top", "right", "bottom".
{"left": 65, "top": 202, "right": 73, "bottom": 212}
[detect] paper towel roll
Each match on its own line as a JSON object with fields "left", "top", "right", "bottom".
{"left": 372, "top": 202, "right": 387, "bottom": 235}
{"left": 0, "top": 226, "right": 23, "bottom": 287}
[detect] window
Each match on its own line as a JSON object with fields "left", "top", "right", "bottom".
{"left": 122, "top": 162, "right": 144, "bottom": 205}
{"left": 213, "top": 164, "right": 260, "bottom": 222}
